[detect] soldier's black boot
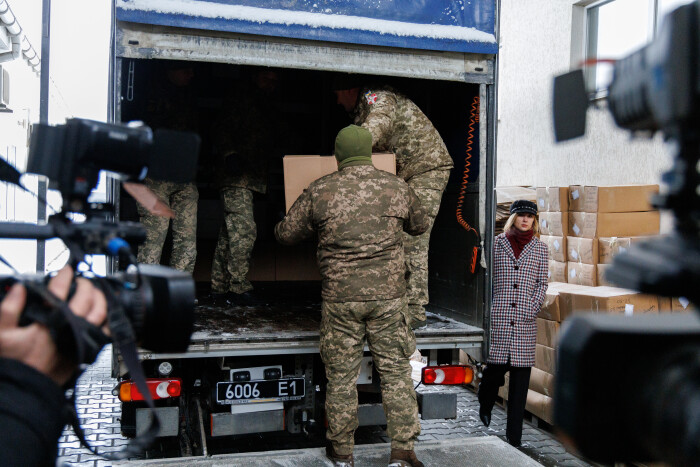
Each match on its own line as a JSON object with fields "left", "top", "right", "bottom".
{"left": 388, "top": 449, "right": 424, "bottom": 467}
{"left": 326, "top": 445, "right": 354, "bottom": 467}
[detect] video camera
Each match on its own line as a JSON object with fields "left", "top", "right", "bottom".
{"left": 0, "top": 117, "right": 200, "bottom": 459}
{"left": 552, "top": 2, "right": 700, "bottom": 465}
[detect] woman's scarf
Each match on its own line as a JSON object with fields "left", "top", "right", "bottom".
{"left": 506, "top": 227, "right": 534, "bottom": 259}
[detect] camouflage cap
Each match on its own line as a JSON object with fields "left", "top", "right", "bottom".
{"left": 335, "top": 125, "right": 373, "bottom": 170}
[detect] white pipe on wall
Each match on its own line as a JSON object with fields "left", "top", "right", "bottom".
{"left": 0, "top": 0, "right": 40, "bottom": 73}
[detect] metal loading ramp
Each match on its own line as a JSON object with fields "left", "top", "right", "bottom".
{"left": 115, "top": 437, "right": 542, "bottom": 466}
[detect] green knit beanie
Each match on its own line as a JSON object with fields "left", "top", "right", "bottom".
{"left": 335, "top": 125, "right": 373, "bottom": 170}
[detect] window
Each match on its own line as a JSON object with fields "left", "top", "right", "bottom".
{"left": 578, "top": 0, "right": 693, "bottom": 95}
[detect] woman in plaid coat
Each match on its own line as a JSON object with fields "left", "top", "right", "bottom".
{"left": 478, "top": 199, "right": 548, "bottom": 447}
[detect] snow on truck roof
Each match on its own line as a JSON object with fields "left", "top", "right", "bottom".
{"left": 116, "top": 0, "right": 498, "bottom": 54}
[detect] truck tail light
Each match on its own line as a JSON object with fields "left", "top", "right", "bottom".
{"left": 118, "top": 378, "right": 182, "bottom": 402}
{"left": 421, "top": 365, "right": 474, "bottom": 385}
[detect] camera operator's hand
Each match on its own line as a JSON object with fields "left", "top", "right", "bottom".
{"left": 0, "top": 267, "right": 109, "bottom": 386}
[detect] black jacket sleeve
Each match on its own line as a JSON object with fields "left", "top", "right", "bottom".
{"left": 0, "top": 358, "right": 68, "bottom": 467}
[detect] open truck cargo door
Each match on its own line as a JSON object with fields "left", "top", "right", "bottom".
{"left": 110, "top": 0, "right": 499, "bottom": 456}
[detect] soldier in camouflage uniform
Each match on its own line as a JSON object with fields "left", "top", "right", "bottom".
{"left": 275, "top": 125, "right": 430, "bottom": 467}
{"left": 137, "top": 62, "right": 199, "bottom": 273}
{"left": 210, "top": 70, "right": 276, "bottom": 301}
{"left": 334, "top": 83, "right": 453, "bottom": 329}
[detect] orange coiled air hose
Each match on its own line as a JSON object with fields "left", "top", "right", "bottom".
{"left": 455, "top": 95, "right": 481, "bottom": 273}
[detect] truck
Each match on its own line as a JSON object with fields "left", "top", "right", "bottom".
{"left": 109, "top": 0, "right": 499, "bottom": 458}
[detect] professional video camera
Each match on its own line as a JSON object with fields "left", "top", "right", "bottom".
{"left": 552, "top": 2, "right": 700, "bottom": 465}
{"left": 0, "top": 117, "right": 200, "bottom": 459}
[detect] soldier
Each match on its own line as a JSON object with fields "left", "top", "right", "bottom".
{"left": 210, "top": 69, "right": 278, "bottom": 304}
{"left": 334, "top": 80, "right": 453, "bottom": 329}
{"left": 137, "top": 61, "right": 199, "bottom": 273}
{"left": 275, "top": 125, "right": 430, "bottom": 467}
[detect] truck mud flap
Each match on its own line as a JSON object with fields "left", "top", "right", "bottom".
{"left": 136, "top": 407, "right": 179, "bottom": 437}
{"left": 417, "top": 391, "right": 458, "bottom": 420}
{"left": 211, "top": 409, "right": 285, "bottom": 437}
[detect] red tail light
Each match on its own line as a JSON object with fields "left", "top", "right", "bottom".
{"left": 118, "top": 378, "right": 182, "bottom": 402}
{"left": 421, "top": 365, "right": 474, "bottom": 385}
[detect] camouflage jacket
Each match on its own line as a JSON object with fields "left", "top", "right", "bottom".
{"left": 274, "top": 165, "right": 430, "bottom": 302}
{"left": 353, "top": 86, "right": 453, "bottom": 186}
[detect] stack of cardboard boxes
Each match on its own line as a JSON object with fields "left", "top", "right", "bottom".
{"left": 566, "top": 185, "right": 660, "bottom": 286}
{"left": 537, "top": 187, "right": 569, "bottom": 283}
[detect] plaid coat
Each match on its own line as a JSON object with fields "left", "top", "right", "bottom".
{"left": 488, "top": 233, "right": 549, "bottom": 367}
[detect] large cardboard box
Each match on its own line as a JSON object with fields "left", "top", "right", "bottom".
{"left": 540, "top": 235, "right": 566, "bottom": 262}
{"left": 525, "top": 389, "right": 554, "bottom": 424}
{"left": 568, "top": 211, "right": 660, "bottom": 238}
{"left": 539, "top": 282, "right": 589, "bottom": 321}
{"left": 559, "top": 286, "right": 660, "bottom": 320}
{"left": 598, "top": 236, "right": 649, "bottom": 263}
{"left": 536, "top": 187, "right": 569, "bottom": 212}
{"left": 539, "top": 212, "right": 568, "bottom": 237}
{"left": 567, "top": 262, "right": 597, "bottom": 286}
{"left": 529, "top": 367, "right": 555, "bottom": 398}
{"left": 568, "top": 185, "right": 658, "bottom": 212}
{"left": 567, "top": 236, "right": 599, "bottom": 264}
{"left": 536, "top": 318, "right": 559, "bottom": 348}
{"left": 498, "top": 373, "right": 510, "bottom": 400}
{"left": 672, "top": 297, "right": 696, "bottom": 312}
{"left": 283, "top": 153, "right": 396, "bottom": 212}
{"left": 547, "top": 260, "right": 567, "bottom": 283}
{"left": 535, "top": 344, "right": 556, "bottom": 374}
{"left": 597, "top": 263, "right": 612, "bottom": 286}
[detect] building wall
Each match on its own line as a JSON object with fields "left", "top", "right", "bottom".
{"left": 496, "top": 0, "right": 671, "bottom": 188}
{"left": 0, "top": 58, "right": 41, "bottom": 273}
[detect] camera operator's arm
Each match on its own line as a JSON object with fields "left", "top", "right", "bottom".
{"left": 0, "top": 267, "right": 108, "bottom": 467}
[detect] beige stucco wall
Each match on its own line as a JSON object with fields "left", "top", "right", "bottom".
{"left": 496, "top": 0, "right": 672, "bottom": 188}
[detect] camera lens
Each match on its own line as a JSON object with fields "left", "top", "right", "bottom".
{"left": 116, "top": 264, "right": 195, "bottom": 353}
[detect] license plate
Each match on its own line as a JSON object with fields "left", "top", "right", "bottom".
{"left": 216, "top": 378, "right": 305, "bottom": 405}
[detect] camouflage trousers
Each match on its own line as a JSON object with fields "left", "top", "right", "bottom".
{"left": 211, "top": 187, "right": 256, "bottom": 294}
{"left": 136, "top": 179, "right": 198, "bottom": 273}
{"left": 320, "top": 296, "right": 420, "bottom": 456}
{"left": 404, "top": 168, "right": 450, "bottom": 326}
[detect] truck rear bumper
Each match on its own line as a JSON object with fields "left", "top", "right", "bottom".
{"left": 113, "top": 437, "right": 541, "bottom": 466}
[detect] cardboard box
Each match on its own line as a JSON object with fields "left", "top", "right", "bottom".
{"left": 598, "top": 236, "right": 649, "bottom": 264}
{"left": 536, "top": 187, "right": 569, "bottom": 212}
{"left": 539, "top": 212, "right": 568, "bottom": 237}
{"left": 539, "top": 282, "right": 591, "bottom": 321}
{"left": 525, "top": 389, "right": 553, "bottom": 424}
{"left": 547, "top": 260, "right": 567, "bottom": 283}
{"left": 567, "top": 262, "right": 597, "bottom": 286}
{"left": 568, "top": 211, "right": 660, "bottom": 238}
{"left": 540, "top": 235, "right": 566, "bottom": 262}
{"left": 597, "top": 263, "right": 612, "bottom": 286}
{"left": 672, "top": 297, "right": 696, "bottom": 312}
{"left": 567, "top": 236, "right": 599, "bottom": 264}
{"left": 529, "top": 367, "right": 555, "bottom": 398}
{"left": 568, "top": 185, "right": 658, "bottom": 212}
{"left": 535, "top": 344, "right": 556, "bottom": 374}
{"left": 559, "top": 286, "right": 660, "bottom": 320}
{"left": 283, "top": 153, "right": 396, "bottom": 212}
{"left": 498, "top": 373, "right": 509, "bottom": 400}
{"left": 536, "top": 318, "right": 559, "bottom": 348}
